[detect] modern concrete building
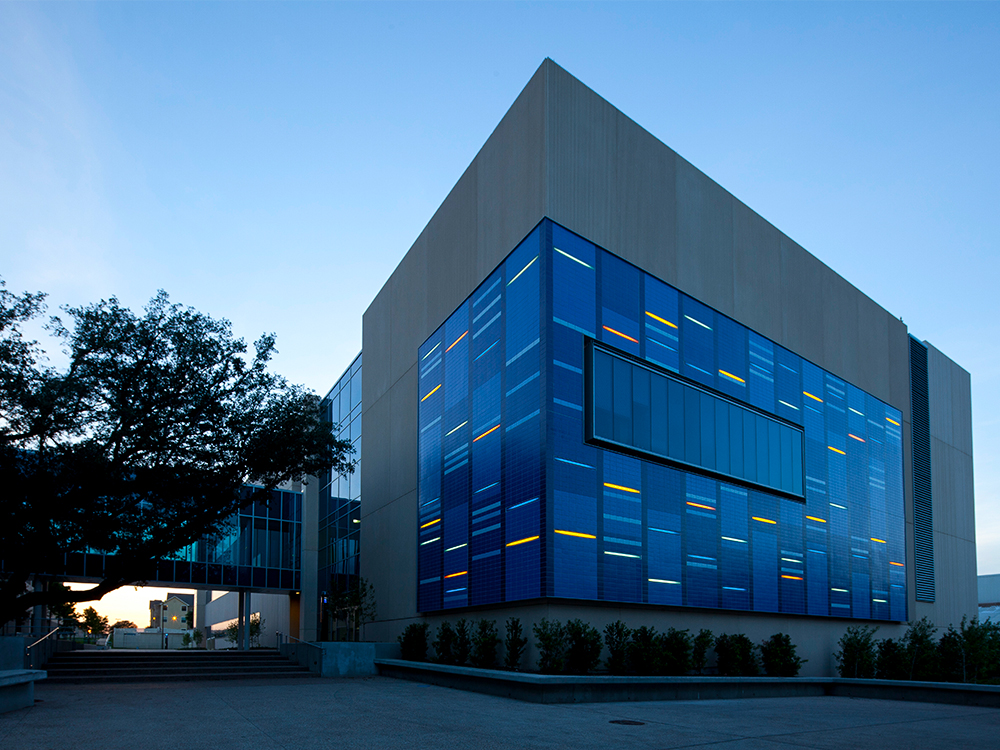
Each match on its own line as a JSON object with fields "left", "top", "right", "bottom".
{"left": 338, "top": 59, "right": 976, "bottom": 675}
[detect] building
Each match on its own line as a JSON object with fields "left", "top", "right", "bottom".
{"left": 978, "top": 574, "right": 1000, "bottom": 624}
{"left": 148, "top": 592, "right": 193, "bottom": 629}
{"left": 311, "top": 59, "right": 975, "bottom": 675}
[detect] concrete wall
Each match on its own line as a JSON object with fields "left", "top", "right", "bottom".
{"left": 359, "top": 59, "right": 975, "bottom": 662}
{"left": 203, "top": 592, "right": 290, "bottom": 647}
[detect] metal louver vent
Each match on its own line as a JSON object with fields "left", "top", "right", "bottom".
{"left": 909, "top": 336, "right": 934, "bottom": 602}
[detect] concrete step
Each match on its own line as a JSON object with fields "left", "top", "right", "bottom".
{"left": 45, "top": 665, "right": 310, "bottom": 677}
{"left": 43, "top": 670, "right": 317, "bottom": 684}
{"left": 43, "top": 648, "right": 314, "bottom": 683}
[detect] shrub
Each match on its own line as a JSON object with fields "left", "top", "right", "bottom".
{"left": 533, "top": 618, "right": 567, "bottom": 674}
{"left": 691, "top": 628, "right": 714, "bottom": 674}
{"left": 454, "top": 618, "right": 472, "bottom": 666}
{"left": 627, "top": 626, "right": 663, "bottom": 675}
{"left": 835, "top": 625, "right": 878, "bottom": 678}
{"left": 715, "top": 633, "right": 760, "bottom": 676}
{"left": 662, "top": 627, "right": 693, "bottom": 676}
{"left": 471, "top": 619, "right": 500, "bottom": 669}
{"left": 564, "top": 619, "right": 603, "bottom": 674}
{"left": 432, "top": 621, "right": 456, "bottom": 664}
{"left": 875, "top": 637, "right": 907, "bottom": 680}
{"left": 504, "top": 617, "right": 527, "bottom": 670}
{"left": 760, "top": 633, "right": 805, "bottom": 677}
{"left": 399, "top": 622, "right": 430, "bottom": 662}
{"left": 603, "top": 620, "right": 631, "bottom": 675}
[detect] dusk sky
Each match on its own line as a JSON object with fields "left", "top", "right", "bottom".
{"left": 2, "top": 2, "right": 997, "bottom": 624}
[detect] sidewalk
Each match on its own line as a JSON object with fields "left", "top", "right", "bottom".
{"left": 2, "top": 675, "right": 998, "bottom": 749}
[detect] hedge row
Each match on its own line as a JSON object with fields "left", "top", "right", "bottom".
{"left": 836, "top": 616, "right": 1000, "bottom": 684}
{"left": 398, "top": 617, "right": 803, "bottom": 676}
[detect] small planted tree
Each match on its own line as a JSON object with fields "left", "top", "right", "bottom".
{"left": 192, "top": 628, "right": 204, "bottom": 648}
{"left": 399, "top": 622, "right": 430, "bottom": 662}
{"left": 454, "top": 618, "right": 472, "bottom": 666}
{"left": 691, "top": 629, "right": 714, "bottom": 674}
{"left": 835, "top": 625, "right": 878, "bottom": 678}
{"left": 714, "top": 633, "right": 760, "bottom": 676}
{"left": 760, "top": 633, "right": 805, "bottom": 677}
{"left": 433, "top": 622, "right": 456, "bottom": 664}
{"left": 902, "top": 617, "right": 939, "bottom": 681}
{"left": 661, "top": 627, "right": 693, "bottom": 676}
{"left": 470, "top": 619, "right": 500, "bottom": 669}
{"left": 504, "top": 617, "right": 527, "bottom": 671}
{"left": 875, "top": 637, "right": 907, "bottom": 680}
{"left": 938, "top": 617, "right": 1000, "bottom": 684}
{"left": 533, "top": 618, "right": 567, "bottom": 674}
{"left": 249, "top": 614, "right": 264, "bottom": 648}
{"left": 603, "top": 620, "right": 631, "bottom": 675}
{"left": 627, "top": 626, "right": 663, "bottom": 675}
{"left": 564, "top": 619, "right": 603, "bottom": 674}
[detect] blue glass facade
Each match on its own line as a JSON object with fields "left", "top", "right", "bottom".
{"left": 418, "top": 219, "right": 906, "bottom": 621}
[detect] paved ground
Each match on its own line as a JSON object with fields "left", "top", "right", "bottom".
{"left": 2, "top": 675, "right": 998, "bottom": 749}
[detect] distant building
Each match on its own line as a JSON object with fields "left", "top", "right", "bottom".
{"left": 978, "top": 574, "right": 1000, "bottom": 623}
{"left": 149, "top": 592, "right": 194, "bottom": 629}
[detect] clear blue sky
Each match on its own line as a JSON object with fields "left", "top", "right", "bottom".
{"left": 3, "top": 0, "right": 998, "bottom": 598}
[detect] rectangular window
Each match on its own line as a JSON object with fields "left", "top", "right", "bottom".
{"left": 587, "top": 341, "right": 804, "bottom": 498}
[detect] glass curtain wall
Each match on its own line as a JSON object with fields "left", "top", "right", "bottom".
{"left": 418, "top": 219, "right": 906, "bottom": 622}
{"left": 319, "top": 353, "right": 362, "bottom": 609}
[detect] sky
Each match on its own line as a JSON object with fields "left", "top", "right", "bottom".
{"left": 2, "top": 2, "right": 997, "bottom": 624}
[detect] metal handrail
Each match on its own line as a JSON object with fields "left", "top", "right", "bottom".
{"left": 276, "top": 631, "right": 322, "bottom": 650}
{"left": 26, "top": 627, "right": 61, "bottom": 653}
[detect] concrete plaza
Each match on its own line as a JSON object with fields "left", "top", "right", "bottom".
{"left": 2, "top": 675, "right": 998, "bottom": 749}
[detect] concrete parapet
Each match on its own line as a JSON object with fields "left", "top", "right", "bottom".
{"left": 375, "top": 659, "right": 1000, "bottom": 707}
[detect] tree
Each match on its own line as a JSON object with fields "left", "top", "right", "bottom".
{"left": 0, "top": 281, "right": 354, "bottom": 626}
{"left": 325, "top": 577, "right": 377, "bottom": 641}
{"left": 47, "top": 583, "right": 80, "bottom": 628}
{"left": 81, "top": 606, "right": 108, "bottom": 637}
{"left": 110, "top": 620, "right": 138, "bottom": 630}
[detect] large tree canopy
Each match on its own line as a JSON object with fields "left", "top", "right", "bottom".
{"left": 0, "top": 280, "right": 352, "bottom": 627}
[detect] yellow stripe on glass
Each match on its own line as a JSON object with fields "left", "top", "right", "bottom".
{"left": 603, "top": 482, "right": 640, "bottom": 494}
{"left": 473, "top": 424, "right": 500, "bottom": 442}
{"left": 506, "top": 535, "right": 539, "bottom": 547}
{"left": 445, "top": 330, "right": 468, "bottom": 352}
{"left": 644, "top": 310, "right": 678, "bottom": 329}
{"left": 602, "top": 325, "right": 638, "bottom": 343}
{"left": 554, "top": 529, "right": 597, "bottom": 539}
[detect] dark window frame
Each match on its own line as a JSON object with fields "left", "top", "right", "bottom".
{"left": 584, "top": 338, "right": 806, "bottom": 501}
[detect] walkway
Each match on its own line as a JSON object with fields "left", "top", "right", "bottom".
{"left": 2, "top": 675, "right": 998, "bottom": 749}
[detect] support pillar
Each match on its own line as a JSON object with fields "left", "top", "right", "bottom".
{"left": 237, "top": 591, "right": 246, "bottom": 651}
{"left": 241, "top": 591, "right": 252, "bottom": 651}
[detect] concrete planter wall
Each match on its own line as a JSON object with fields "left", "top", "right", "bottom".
{"left": 280, "top": 641, "right": 400, "bottom": 677}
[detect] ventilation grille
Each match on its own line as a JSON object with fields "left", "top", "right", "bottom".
{"left": 909, "top": 336, "right": 934, "bottom": 602}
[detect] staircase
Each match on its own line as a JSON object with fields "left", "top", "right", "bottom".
{"left": 42, "top": 648, "right": 316, "bottom": 684}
